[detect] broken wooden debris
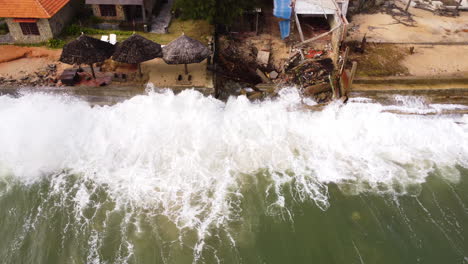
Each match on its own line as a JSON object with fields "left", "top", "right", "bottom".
{"left": 255, "top": 83, "right": 276, "bottom": 93}
{"left": 256, "top": 68, "right": 272, "bottom": 83}
{"left": 303, "top": 83, "right": 331, "bottom": 96}
{"left": 60, "top": 68, "right": 79, "bottom": 86}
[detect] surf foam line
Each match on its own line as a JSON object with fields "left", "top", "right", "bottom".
{"left": 0, "top": 88, "right": 467, "bottom": 254}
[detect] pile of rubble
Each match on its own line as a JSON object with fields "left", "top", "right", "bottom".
{"left": 217, "top": 34, "right": 337, "bottom": 103}
{"left": 0, "top": 64, "right": 59, "bottom": 87}
{"left": 281, "top": 56, "right": 335, "bottom": 103}
{"left": 412, "top": 0, "right": 464, "bottom": 16}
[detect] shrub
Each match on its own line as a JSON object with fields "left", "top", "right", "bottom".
{"left": 89, "top": 16, "right": 104, "bottom": 24}
{"left": 47, "top": 38, "right": 66, "bottom": 49}
{"left": 63, "top": 24, "right": 82, "bottom": 36}
{"left": 0, "top": 23, "right": 9, "bottom": 35}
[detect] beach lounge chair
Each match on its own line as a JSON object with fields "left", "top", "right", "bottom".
{"left": 59, "top": 68, "right": 79, "bottom": 86}
{"left": 101, "top": 35, "right": 109, "bottom": 42}
{"left": 109, "top": 34, "right": 117, "bottom": 45}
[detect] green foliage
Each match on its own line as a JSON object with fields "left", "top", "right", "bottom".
{"left": 89, "top": 16, "right": 104, "bottom": 24}
{"left": 14, "top": 42, "right": 48, "bottom": 47}
{"left": 63, "top": 24, "right": 82, "bottom": 36}
{"left": 174, "top": 0, "right": 259, "bottom": 25}
{"left": 0, "top": 22, "right": 8, "bottom": 35}
{"left": 46, "top": 38, "right": 66, "bottom": 49}
{"left": 62, "top": 24, "right": 133, "bottom": 37}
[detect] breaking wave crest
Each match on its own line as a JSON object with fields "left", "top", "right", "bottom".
{"left": 0, "top": 88, "right": 467, "bottom": 259}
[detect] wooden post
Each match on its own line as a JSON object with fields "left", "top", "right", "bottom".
{"left": 456, "top": 0, "right": 462, "bottom": 11}
{"left": 360, "top": 33, "right": 367, "bottom": 53}
{"left": 90, "top": 64, "right": 96, "bottom": 79}
{"left": 138, "top": 63, "right": 143, "bottom": 77}
{"left": 340, "top": 46, "right": 350, "bottom": 74}
{"left": 329, "top": 74, "right": 338, "bottom": 99}
{"left": 349, "top": 61, "right": 358, "bottom": 89}
{"left": 184, "top": 64, "right": 188, "bottom": 75}
{"left": 141, "top": 4, "right": 146, "bottom": 22}
{"left": 294, "top": 12, "right": 305, "bottom": 42}
{"left": 255, "top": 11, "right": 259, "bottom": 35}
{"left": 405, "top": 0, "right": 412, "bottom": 12}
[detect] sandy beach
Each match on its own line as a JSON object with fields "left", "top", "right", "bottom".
{"left": 0, "top": 46, "right": 66, "bottom": 79}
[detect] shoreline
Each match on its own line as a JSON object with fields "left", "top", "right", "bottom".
{"left": 1, "top": 83, "right": 468, "bottom": 114}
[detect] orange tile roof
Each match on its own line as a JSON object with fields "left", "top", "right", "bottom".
{"left": 0, "top": 0, "right": 71, "bottom": 19}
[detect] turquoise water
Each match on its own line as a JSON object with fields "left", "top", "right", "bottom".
{"left": 0, "top": 171, "right": 467, "bottom": 263}
{"left": 0, "top": 90, "right": 467, "bottom": 263}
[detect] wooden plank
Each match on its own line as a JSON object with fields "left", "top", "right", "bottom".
{"left": 297, "top": 24, "right": 341, "bottom": 47}
{"left": 256, "top": 69, "right": 272, "bottom": 83}
{"left": 349, "top": 61, "right": 358, "bottom": 89}
{"left": 256, "top": 83, "right": 276, "bottom": 93}
{"left": 303, "top": 82, "right": 330, "bottom": 96}
{"left": 294, "top": 12, "right": 305, "bottom": 42}
{"left": 340, "top": 46, "right": 350, "bottom": 74}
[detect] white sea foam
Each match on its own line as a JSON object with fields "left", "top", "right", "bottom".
{"left": 0, "top": 88, "right": 467, "bottom": 255}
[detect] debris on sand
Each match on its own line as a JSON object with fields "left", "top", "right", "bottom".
{"left": 217, "top": 33, "right": 337, "bottom": 103}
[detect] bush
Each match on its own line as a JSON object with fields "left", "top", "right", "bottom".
{"left": 62, "top": 23, "right": 133, "bottom": 37}
{"left": 47, "top": 38, "right": 66, "bottom": 49}
{"left": 63, "top": 24, "right": 82, "bottom": 36}
{"left": 89, "top": 16, "right": 104, "bottom": 24}
{"left": 0, "top": 23, "right": 9, "bottom": 35}
{"left": 173, "top": 0, "right": 260, "bottom": 25}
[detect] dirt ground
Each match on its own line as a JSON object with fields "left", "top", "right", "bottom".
{"left": 142, "top": 58, "right": 211, "bottom": 88}
{"left": 349, "top": 43, "right": 468, "bottom": 77}
{"left": 348, "top": 43, "right": 410, "bottom": 77}
{"left": 402, "top": 45, "right": 468, "bottom": 76}
{"left": 347, "top": 0, "right": 468, "bottom": 77}
{"left": 231, "top": 33, "right": 291, "bottom": 71}
{"left": 0, "top": 46, "right": 66, "bottom": 79}
{"left": 348, "top": 0, "right": 468, "bottom": 43}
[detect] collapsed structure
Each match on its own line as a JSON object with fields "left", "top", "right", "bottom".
{"left": 217, "top": 0, "right": 350, "bottom": 102}
{"left": 274, "top": 0, "right": 348, "bottom": 64}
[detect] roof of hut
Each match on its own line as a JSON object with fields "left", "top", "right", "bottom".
{"left": 112, "top": 34, "right": 162, "bottom": 64}
{"left": 162, "top": 35, "right": 211, "bottom": 65}
{"left": 59, "top": 35, "right": 115, "bottom": 65}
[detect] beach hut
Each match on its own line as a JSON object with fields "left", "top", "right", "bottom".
{"left": 162, "top": 35, "right": 211, "bottom": 75}
{"left": 112, "top": 34, "right": 162, "bottom": 76}
{"left": 59, "top": 34, "right": 115, "bottom": 79}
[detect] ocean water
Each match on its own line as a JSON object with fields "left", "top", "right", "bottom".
{"left": 0, "top": 88, "right": 467, "bottom": 264}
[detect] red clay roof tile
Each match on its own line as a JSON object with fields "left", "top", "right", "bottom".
{"left": 0, "top": 0, "right": 71, "bottom": 19}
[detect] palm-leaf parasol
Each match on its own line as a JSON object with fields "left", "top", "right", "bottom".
{"left": 162, "top": 34, "right": 211, "bottom": 74}
{"left": 60, "top": 34, "right": 115, "bottom": 79}
{"left": 112, "top": 34, "right": 163, "bottom": 76}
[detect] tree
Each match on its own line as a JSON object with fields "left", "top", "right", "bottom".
{"left": 174, "top": 0, "right": 259, "bottom": 26}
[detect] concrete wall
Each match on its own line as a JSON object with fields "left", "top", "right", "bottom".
{"left": 49, "top": 1, "right": 75, "bottom": 36}
{"left": 6, "top": 18, "right": 53, "bottom": 43}
{"left": 92, "top": 4, "right": 126, "bottom": 20}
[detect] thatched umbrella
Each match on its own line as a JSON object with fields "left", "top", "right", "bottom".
{"left": 60, "top": 34, "right": 115, "bottom": 79}
{"left": 112, "top": 34, "right": 162, "bottom": 76}
{"left": 162, "top": 34, "right": 211, "bottom": 74}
